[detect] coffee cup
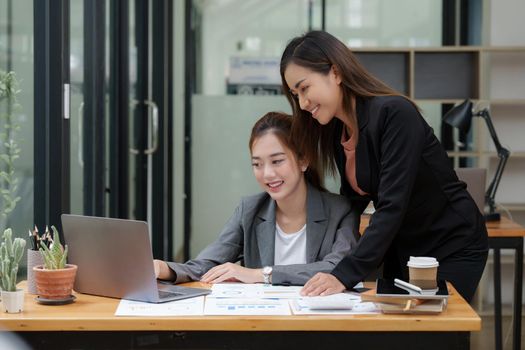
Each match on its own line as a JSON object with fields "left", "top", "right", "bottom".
{"left": 407, "top": 256, "right": 439, "bottom": 289}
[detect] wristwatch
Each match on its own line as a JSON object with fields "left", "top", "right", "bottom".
{"left": 262, "top": 266, "right": 273, "bottom": 284}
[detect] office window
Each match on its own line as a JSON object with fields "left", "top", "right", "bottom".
{"left": 0, "top": 0, "right": 34, "bottom": 269}
{"left": 325, "top": 0, "right": 442, "bottom": 47}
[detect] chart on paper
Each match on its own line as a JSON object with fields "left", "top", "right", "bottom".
{"left": 204, "top": 297, "right": 291, "bottom": 315}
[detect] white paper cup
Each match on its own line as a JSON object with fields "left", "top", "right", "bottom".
{"left": 407, "top": 256, "right": 439, "bottom": 289}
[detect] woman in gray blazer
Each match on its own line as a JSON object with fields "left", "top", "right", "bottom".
{"left": 154, "top": 112, "right": 357, "bottom": 286}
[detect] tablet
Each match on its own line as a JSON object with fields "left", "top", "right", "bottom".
{"left": 376, "top": 278, "right": 449, "bottom": 300}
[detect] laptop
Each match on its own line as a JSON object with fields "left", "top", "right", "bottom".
{"left": 455, "top": 167, "right": 486, "bottom": 213}
{"left": 61, "top": 214, "right": 211, "bottom": 303}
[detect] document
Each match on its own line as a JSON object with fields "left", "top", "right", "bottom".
{"left": 115, "top": 296, "right": 205, "bottom": 316}
{"left": 208, "top": 283, "right": 260, "bottom": 298}
{"left": 208, "top": 283, "right": 302, "bottom": 299}
{"left": 204, "top": 297, "right": 291, "bottom": 315}
{"left": 290, "top": 299, "right": 379, "bottom": 315}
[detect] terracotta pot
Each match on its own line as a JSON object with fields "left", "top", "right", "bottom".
{"left": 33, "top": 264, "right": 78, "bottom": 300}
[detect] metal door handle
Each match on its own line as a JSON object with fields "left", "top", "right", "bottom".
{"left": 78, "top": 102, "right": 84, "bottom": 167}
{"left": 129, "top": 99, "right": 158, "bottom": 155}
{"left": 144, "top": 100, "right": 159, "bottom": 155}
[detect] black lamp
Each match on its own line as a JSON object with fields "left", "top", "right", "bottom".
{"left": 443, "top": 99, "right": 510, "bottom": 221}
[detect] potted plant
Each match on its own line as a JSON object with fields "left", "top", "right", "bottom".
{"left": 33, "top": 226, "right": 77, "bottom": 304}
{"left": 0, "top": 70, "right": 22, "bottom": 229}
{"left": 0, "top": 228, "right": 26, "bottom": 313}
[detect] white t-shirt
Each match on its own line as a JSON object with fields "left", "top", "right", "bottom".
{"left": 274, "top": 223, "right": 307, "bottom": 265}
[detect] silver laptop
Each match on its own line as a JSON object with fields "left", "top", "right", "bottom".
{"left": 61, "top": 214, "right": 211, "bottom": 303}
{"left": 455, "top": 167, "right": 486, "bottom": 212}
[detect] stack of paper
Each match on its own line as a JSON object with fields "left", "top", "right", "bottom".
{"left": 114, "top": 282, "right": 381, "bottom": 317}
{"left": 290, "top": 293, "right": 378, "bottom": 315}
{"left": 115, "top": 296, "right": 205, "bottom": 316}
{"left": 362, "top": 279, "right": 449, "bottom": 315}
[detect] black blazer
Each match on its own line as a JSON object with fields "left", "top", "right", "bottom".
{"left": 331, "top": 95, "right": 488, "bottom": 288}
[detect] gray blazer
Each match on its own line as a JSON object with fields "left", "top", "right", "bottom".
{"left": 167, "top": 184, "right": 357, "bottom": 285}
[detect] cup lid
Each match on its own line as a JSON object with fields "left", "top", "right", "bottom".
{"left": 407, "top": 256, "right": 439, "bottom": 268}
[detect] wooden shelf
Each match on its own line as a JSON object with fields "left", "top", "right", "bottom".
{"left": 444, "top": 150, "right": 525, "bottom": 158}
{"left": 497, "top": 203, "right": 525, "bottom": 211}
{"left": 353, "top": 46, "right": 525, "bottom": 103}
{"left": 489, "top": 98, "right": 525, "bottom": 105}
{"left": 353, "top": 46, "right": 525, "bottom": 218}
{"left": 354, "top": 52, "right": 409, "bottom": 95}
{"left": 487, "top": 151, "right": 525, "bottom": 158}
{"left": 354, "top": 47, "right": 482, "bottom": 101}
{"left": 414, "top": 52, "right": 479, "bottom": 99}
{"left": 447, "top": 151, "right": 481, "bottom": 157}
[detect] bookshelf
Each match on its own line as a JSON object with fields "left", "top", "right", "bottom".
{"left": 354, "top": 46, "right": 525, "bottom": 218}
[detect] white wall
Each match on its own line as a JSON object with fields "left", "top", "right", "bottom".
{"left": 489, "top": 0, "right": 525, "bottom": 46}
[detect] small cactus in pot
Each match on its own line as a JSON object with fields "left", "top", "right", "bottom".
{"left": 0, "top": 228, "right": 26, "bottom": 313}
{"left": 0, "top": 228, "right": 26, "bottom": 292}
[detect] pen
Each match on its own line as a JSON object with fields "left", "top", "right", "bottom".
{"left": 30, "top": 227, "right": 39, "bottom": 251}
{"left": 28, "top": 230, "right": 35, "bottom": 250}
{"left": 394, "top": 278, "right": 423, "bottom": 293}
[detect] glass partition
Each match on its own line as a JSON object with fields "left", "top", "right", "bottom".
{"left": 196, "top": 0, "right": 318, "bottom": 95}
{"left": 191, "top": 95, "right": 290, "bottom": 254}
{"left": 70, "top": 0, "right": 85, "bottom": 215}
{"left": 0, "top": 0, "right": 34, "bottom": 276}
{"left": 188, "top": 0, "right": 443, "bottom": 257}
{"left": 325, "top": 0, "right": 441, "bottom": 47}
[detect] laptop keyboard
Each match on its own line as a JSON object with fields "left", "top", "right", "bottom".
{"left": 158, "top": 290, "right": 184, "bottom": 299}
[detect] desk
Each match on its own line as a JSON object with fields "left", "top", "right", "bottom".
{"left": 360, "top": 216, "right": 524, "bottom": 350}
{"left": 486, "top": 217, "right": 524, "bottom": 350}
{"left": 1, "top": 282, "right": 479, "bottom": 350}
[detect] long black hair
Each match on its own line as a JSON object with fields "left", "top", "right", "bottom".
{"left": 280, "top": 31, "right": 403, "bottom": 177}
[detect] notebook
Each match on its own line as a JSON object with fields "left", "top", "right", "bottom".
{"left": 378, "top": 299, "right": 446, "bottom": 314}
{"left": 375, "top": 278, "right": 449, "bottom": 300}
{"left": 366, "top": 279, "right": 449, "bottom": 314}
{"left": 61, "top": 214, "right": 211, "bottom": 303}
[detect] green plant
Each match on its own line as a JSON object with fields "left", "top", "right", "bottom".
{"left": 0, "top": 228, "right": 26, "bottom": 291}
{"left": 0, "top": 70, "right": 22, "bottom": 221}
{"left": 39, "top": 226, "right": 68, "bottom": 270}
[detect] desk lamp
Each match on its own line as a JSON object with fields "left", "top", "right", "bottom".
{"left": 443, "top": 99, "right": 510, "bottom": 221}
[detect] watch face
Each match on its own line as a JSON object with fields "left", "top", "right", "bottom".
{"left": 263, "top": 266, "right": 272, "bottom": 275}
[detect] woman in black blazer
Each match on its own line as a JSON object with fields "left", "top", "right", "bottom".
{"left": 280, "top": 31, "right": 488, "bottom": 302}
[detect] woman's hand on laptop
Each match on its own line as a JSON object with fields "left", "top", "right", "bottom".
{"left": 154, "top": 259, "right": 176, "bottom": 281}
{"left": 201, "top": 262, "right": 263, "bottom": 284}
